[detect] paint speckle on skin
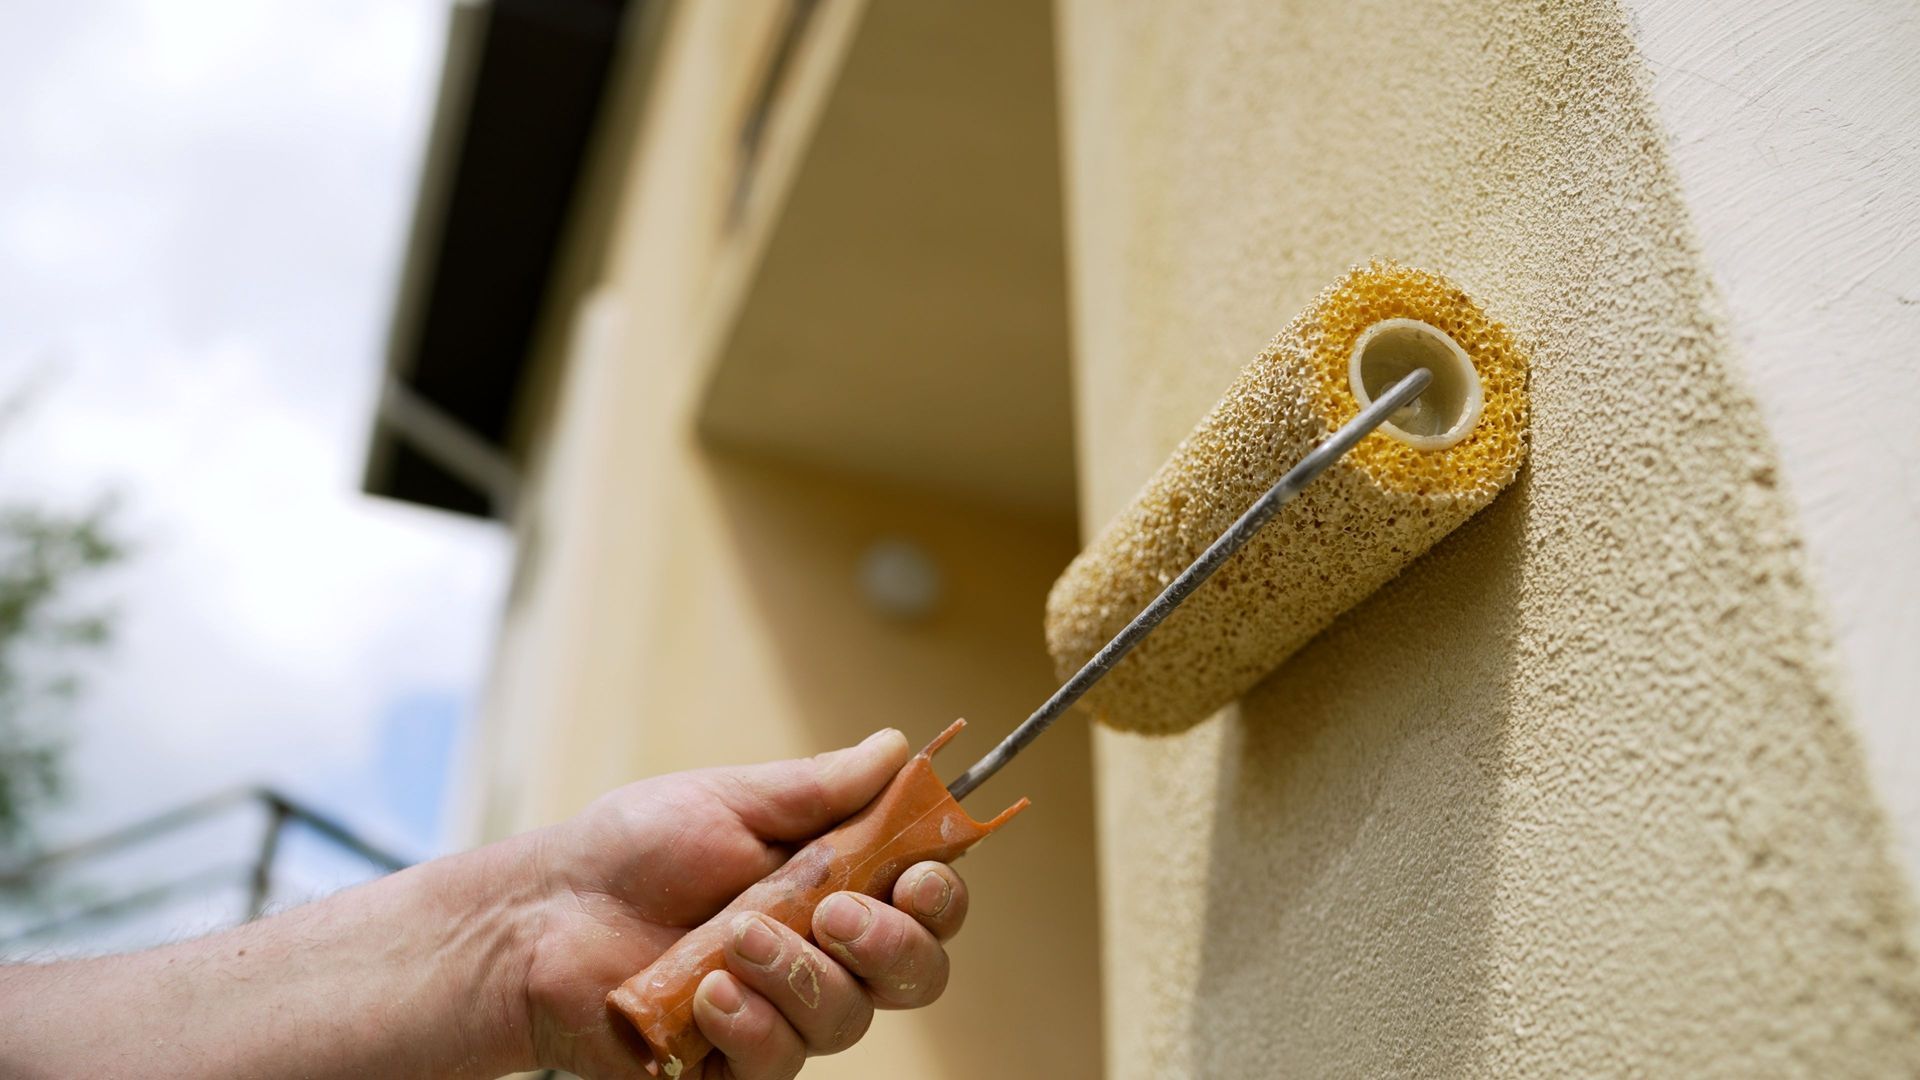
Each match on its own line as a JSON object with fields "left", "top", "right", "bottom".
{"left": 788, "top": 955, "right": 822, "bottom": 1009}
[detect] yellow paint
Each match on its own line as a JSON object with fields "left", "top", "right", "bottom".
{"left": 1056, "top": 0, "right": 1920, "bottom": 1075}
{"left": 1302, "top": 265, "right": 1527, "bottom": 493}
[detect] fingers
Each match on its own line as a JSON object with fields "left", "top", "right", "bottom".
{"left": 722, "top": 913, "right": 875, "bottom": 1058}
{"left": 890, "top": 862, "right": 969, "bottom": 943}
{"left": 812, "top": 886, "right": 952, "bottom": 1010}
{"left": 693, "top": 969, "right": 804, "bottom": 1080}
{"left": 703, "top": 729, "right": 910, "bottom": 842}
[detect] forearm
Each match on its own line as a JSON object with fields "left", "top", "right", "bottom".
{"left": 0, "top": 834, "right": 543, "bottom": 1079}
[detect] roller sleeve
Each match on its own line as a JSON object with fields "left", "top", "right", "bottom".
{"left": 1044, "top": 263, "right": 1530, "bottom": 734}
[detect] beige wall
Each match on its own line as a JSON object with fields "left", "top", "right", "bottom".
{"left": 465, "top": 2, "right": 1100, "bottom": 1078}
{"left": 1056, "top": 0, "right": 1920, "bottom": 1076}
{"left": 1626, "top": 0, "right": 1920, "bottom": 876}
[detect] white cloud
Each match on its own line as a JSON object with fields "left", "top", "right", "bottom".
{"left": 0, "top": 0, "right": 509, "bottom": 879}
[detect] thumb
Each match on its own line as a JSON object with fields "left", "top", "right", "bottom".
{"left": 706, "top": 728, "right": 911, "bottom": 842}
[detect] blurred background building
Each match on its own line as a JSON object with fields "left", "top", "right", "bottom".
{"left": 368, "top": 2, "right": 1100, "bottom": 1075}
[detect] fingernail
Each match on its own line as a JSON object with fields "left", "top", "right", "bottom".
{"left": 820, "top": 730, "right": 905, "bottom": 789}
{"left": 818, "top": 893, "right": 873, "bottom": 943}
{"left": 733, "top": 914, "right": 782, "bottom": 966}
{"left": 862, "top": 728, "right": 905, "bottom": 752}
{"left": 703, "top": 972, "right": 746, "bottom": 1015}
{"left": 912, "top": 870, "right": 951, "bottom": 917}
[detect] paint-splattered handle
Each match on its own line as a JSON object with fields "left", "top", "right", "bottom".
{"left": 606, "top": 720, "right": 1027, "bottom": 1077}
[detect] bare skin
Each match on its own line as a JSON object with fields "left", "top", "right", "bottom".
{"left": 0, "top": 728, "right": 969, "bottom": 1079}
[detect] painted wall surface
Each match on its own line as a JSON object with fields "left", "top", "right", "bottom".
{"left": 1624, "top": 0, "right": 1920, "bottom": 877}
{"left": 1055, "top": 0, "right": 1920, "bottom": 1075}
{"left": 465, "top": 2, "right": 1101, "bottom": 1078}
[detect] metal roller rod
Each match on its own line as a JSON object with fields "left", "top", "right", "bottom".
{"left": 946, "top": 367, "right": 1434, "bottom": 800}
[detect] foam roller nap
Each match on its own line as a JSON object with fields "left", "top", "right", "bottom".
{"left": 1044, "top": 263, "right": 1530, "bottom": 734}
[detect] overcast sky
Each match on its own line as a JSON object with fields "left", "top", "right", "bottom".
{"left": 0, "top": 0, "right": 509, "bottom": 913}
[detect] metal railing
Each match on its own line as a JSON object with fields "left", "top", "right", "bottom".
{"left": 0, "top": 786, "right": 413, "bottom": 948}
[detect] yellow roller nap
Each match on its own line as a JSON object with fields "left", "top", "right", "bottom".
{"left": 1044, "top": 262, "right": 1529, "bottom": 734}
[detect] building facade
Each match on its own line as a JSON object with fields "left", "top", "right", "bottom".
{"left": 369, "top": 1, "right": 1920, "bottom": 1076}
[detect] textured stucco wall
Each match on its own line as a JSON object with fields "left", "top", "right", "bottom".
{"left": 1624, "top": 0, "right": 1920, "bottom": 876}
{"left": 1055, "top": 0, "right": 1920, "bottom": 1075}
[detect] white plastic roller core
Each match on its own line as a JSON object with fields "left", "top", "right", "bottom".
{"left": 1348, "top": 318, "right": 1484, "bottom": 450}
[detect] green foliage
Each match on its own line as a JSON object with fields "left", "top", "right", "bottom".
{"left": 0, "top": 503, "right": 124, "bottom": 854}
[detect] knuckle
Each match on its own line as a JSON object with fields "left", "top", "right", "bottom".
{"left": 798, "top": 769, "right": 834, "bottom": 819}
{"left": 654, "top": 781, "right": 710, "bottom": 825}
{"left": 916, "top": 957, "right": 951, "bottom": 1005}
{"left": 715, "top": 772, "right": 778, "bottom": 823}
{"left": 892, "top": 945, "right": 948, "bottom": 1007}
{"left": 730, "top": 1010, "right": 802, "bottom": 1078}
{"left": 708, "top": 998, "right": 768, "bottom": 1052}
{"left": 865, "top": 918, "right": 943, "bottom": 1002}
{"left": 728, "top": 1006, "right": 774, "bottom": 1050}
{"left": 853, "top": 906, "right": 916, "bottom": 972}
{"left": 818, "top": 989, "right": 874, "bottom": 1054}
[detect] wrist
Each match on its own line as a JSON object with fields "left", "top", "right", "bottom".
{"left": 422, "top": 831, "right": 550, "bottom": 1076}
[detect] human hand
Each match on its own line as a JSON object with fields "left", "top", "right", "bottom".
{"left": 512, "top": 729, "right": 970, "bottom": 1078}
{"left": 0, "top": 730, "right": 966, "bottom": 1080}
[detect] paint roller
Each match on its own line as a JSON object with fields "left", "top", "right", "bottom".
{"left": 607, "top": 262, "right": 1530, "bottom": 1075}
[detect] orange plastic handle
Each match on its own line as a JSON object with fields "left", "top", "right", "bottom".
{"left": 606, "top": 720, "right": 1028, "bottom": 1077}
